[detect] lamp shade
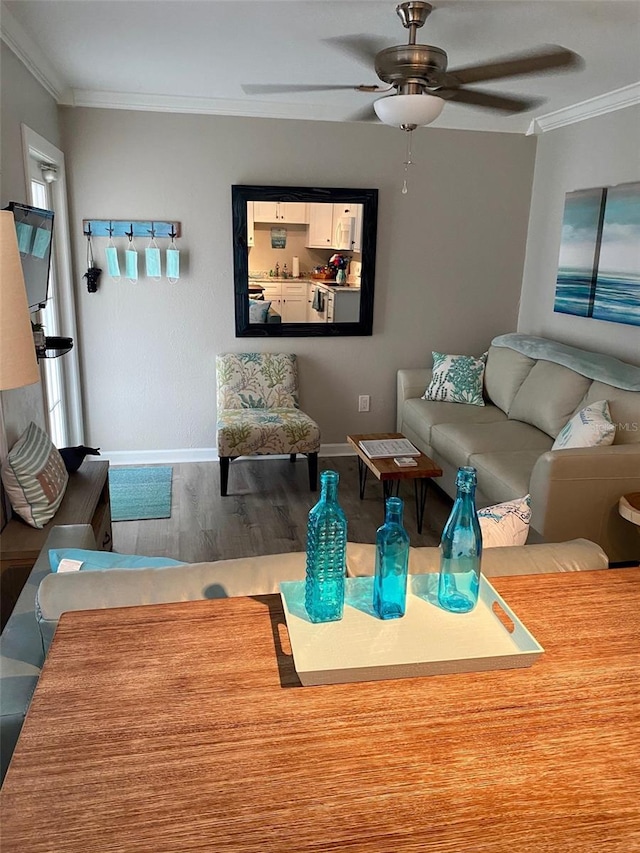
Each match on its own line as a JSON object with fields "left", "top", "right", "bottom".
{"left": 0, "top": 210, "right": 40, "bottom": 390}
{"left": 374, "top": 93, "right": 445, "bottom": 129}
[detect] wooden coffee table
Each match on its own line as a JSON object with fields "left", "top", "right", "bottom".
{"left": 2, "top": 569, "right": 639, "bottom": 852}
{"left": 347, "top": 432, "right": 443, "bottom": 533}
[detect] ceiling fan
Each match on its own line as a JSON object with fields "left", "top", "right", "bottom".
{"left": 242, "top": 1, "right": 583, "bottom": 131}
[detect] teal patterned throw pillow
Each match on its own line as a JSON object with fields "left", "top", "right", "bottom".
{"left": 423, "top": 351, "right": 487, "bottom": 406}
{"left": 248, "top": 299, "right": 272, "bottom": 323}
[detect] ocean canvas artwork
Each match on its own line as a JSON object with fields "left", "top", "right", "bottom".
{"left": 554, "top": 182, "right": 640, "bottom": 327}
{"left": 592, "top": 183, "right": 640, "bottom": 326}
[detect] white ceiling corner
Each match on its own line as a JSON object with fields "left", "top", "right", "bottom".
{"left": 0, "top": 1, "right": 70, "bottom": 102}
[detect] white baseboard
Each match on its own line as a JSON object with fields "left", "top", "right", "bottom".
{"left": 98, "top": 443, "right": 354, "bottom": 466}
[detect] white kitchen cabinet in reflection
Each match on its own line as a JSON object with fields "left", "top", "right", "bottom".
{"left": 260, "top": 280, "right": 308, "bottom": 323}
{"left": 252, "top": 202, "right": 308, "bottom": 224}
{"left": 306, "top": 203, "right": 363, "bottom": 252}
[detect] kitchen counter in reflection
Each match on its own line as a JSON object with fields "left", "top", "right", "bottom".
{"left": 249, "top": 277, "right": 360, "bottom": 292}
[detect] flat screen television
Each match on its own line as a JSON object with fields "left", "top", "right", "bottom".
{"left": 5, "top": 202, "right": 54, "bottom": 312}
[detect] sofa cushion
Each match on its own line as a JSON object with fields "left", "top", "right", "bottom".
{"left": 478, "top": 495, "right": 531, "bottom": 547}
{"left": 483, "top": 345, "right": 535, "bottom": 415}
{"left": 579, "top": 381, "right": 640, "bottom": 445}
{"left": 49, "top": 548, "right": 185, "bottom": 572}
{"left": 430, "top": 421, "right": 553, "bottom": 471}
{"left": 1, "top": 422, "right": 69, "bottom": 529}
{"left": 346, "top": 540, "right": 609, "bottom": 578}
{"left": 423, "top": 351, "right": 486, "bottom": 406}
{"left": 400, "top": 398, "right": 507, "bottom": 449}
{"left": 551, "top": 400, "right": 615, "bottom": 451}
{"left": 508, "top": 361, "right": 592, "bottom": 438}
{"left": 468, "top": 450, "right": 543, "bottom": 504}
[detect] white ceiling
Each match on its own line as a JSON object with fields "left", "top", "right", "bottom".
{"left": 3, "top": 0, "right": 640, "bottom": 134}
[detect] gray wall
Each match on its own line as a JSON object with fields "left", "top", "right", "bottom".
{"left": 0, "top": 43, "right": 59, "bottom": 446}
{"left": 519, "top": 105, "right": 640, "bottom": 365}
{"left": 61, "top": 107, "right": 536, "bottom": 453}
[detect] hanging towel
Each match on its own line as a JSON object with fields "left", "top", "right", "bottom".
{"left": 312, "top": 288, "right": 325, "bottom": 312}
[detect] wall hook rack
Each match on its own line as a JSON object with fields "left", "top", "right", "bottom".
{"left": 82, "top": 219, "right": 181, "bottom": 239}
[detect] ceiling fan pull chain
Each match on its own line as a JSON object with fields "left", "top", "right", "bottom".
{"left": 401, "top": 133, "right": 413, "bottom": 195}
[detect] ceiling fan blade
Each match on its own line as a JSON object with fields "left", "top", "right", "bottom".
{"left": 345, "top": 103, "right": 379, "bottom": 123}
{"left": 436, "top": 87, "right": 543, "bottom": 113}
{"left": 242, "top": 83, "right": 370, "bottom": 95}
{"left": 323, "top": 34, "right": 391, "bottom": 70}
{"left": 443, "top": 45, "right": 583, "bottom": 87}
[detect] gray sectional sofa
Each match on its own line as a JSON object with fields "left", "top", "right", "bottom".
{"left": 397, "top": 333, "right": 640, "bottom": 562}
{"left": 1, "top": 523, "right": 608, "bottom": 785}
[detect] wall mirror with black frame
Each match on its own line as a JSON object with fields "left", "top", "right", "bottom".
{"left": 232, "top": 185, "right": 378, "bottom": 337}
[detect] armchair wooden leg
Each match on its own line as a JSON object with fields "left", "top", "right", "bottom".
{"left": 307, "top": 452, "right": 318, "bottom": 492}
{"left": 289, "top": 454, "right": 297, "bottom": 463}
{"left": 220, "top": 457, "right": 230, "bottom": 497}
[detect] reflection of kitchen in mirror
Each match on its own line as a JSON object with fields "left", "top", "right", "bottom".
{"left": 247, "top": 201, "right": 363, "bottom": 325}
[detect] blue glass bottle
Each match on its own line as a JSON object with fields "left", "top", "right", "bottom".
{"left": 374, "top": 496, "right": 410, "bottom": 619}
{"left": 305, "top": 470, "right": 347, "bottom": 623}
{"left": 438, "top": 466, "right": 483, "bottom": 613}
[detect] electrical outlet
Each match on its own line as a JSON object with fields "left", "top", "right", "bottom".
{"left": 358, "top": 395, "right": 370, "bottom": 413}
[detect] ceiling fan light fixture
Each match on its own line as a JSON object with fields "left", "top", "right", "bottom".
{"left": 373, "top": 93, "right": 444, "bottom": 130}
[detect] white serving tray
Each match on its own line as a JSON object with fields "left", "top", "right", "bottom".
{"left": 280, "top": 575, "right": 544, "bottom": 687}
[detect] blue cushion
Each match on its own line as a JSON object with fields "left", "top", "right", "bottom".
{"left": 48, "top": 548, "right": 184, "bottom": 572}
{"left": 248, "top": 299, "right": 272, "bottom": 323}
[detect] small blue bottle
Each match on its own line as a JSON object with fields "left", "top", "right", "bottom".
{"left": 305, "top": 470, "right": 347, "bottom": 623}
{"left": 438, "top": 466, "right": 483, "bottom": 613}
{"left": 374, "top": 497, "right": 410, "bottom": 620}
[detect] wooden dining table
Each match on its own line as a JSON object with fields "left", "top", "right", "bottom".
{"left": 1, "top": 568, "right": 639, "bottom": 852}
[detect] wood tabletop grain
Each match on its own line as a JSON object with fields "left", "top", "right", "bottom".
{"left": 347, "top": 432, "right": 443, "bottom": 481}
{"left": 2, "top": 569, "right": 640, "bottom": 852}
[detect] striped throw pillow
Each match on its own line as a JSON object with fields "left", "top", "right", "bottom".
{"left": 1, "top": 422, "right": 69, "bottom": 528}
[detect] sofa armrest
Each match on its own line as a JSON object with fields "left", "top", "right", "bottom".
{"left": 529, "top": 445, "right": 640, "bottom": 562}
{"left": 1, "top": 524, "right": 97, "bottom": 785}
{"left": 34, "top": 543, "right": 377, "bottom": 653}
{"left": 397, "top": 369, "right": 431, "bottom": 430}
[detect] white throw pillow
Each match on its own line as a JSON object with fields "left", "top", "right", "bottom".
{"left": 552, "top": 400, "right": 615, "bottom": 450}
{"left": 478, "top": 495, "right": 531, "bottom": 548}
{"left": 423, "top": 351, "right": 486, "bottom": 406}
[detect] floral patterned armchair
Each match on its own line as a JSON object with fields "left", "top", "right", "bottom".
{"left": 216, "top": 353, "right": 320, "bottom": 496}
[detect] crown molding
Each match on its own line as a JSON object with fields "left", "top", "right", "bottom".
{"left": 68, "top": 88, "right": 349, "bottom": 123}
{"left": 0, "top": 1, "right": 70, "bottom": 102}
{"left": 526, "top": 82, "right": 640, "bottom": 135}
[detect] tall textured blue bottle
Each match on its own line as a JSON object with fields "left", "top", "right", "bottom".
{"left": 305, "top": 470, "right": 347, "bottom": 623}
{"left": 438, "top": 466, "right": 483, "bottom": 613}
{"left": 374, "top": 497, "right": 410, "bottom": 619}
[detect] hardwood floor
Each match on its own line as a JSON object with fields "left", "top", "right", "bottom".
{"left": 112, "top": 457, "right": 453, "bottom": 562}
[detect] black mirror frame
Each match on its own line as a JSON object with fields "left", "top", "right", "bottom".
{"left": 232, "top": 185, "right": 378, "bottom": 337}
